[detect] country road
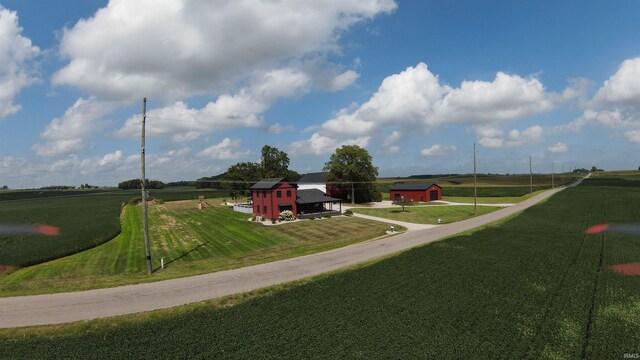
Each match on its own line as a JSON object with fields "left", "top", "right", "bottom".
{"left": 0, "top": 179, "right": 584, "bottom": 328}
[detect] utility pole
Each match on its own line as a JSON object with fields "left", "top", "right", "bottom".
{"left": 551, "top": 162, "right": 555, "bottom": 189}
{"left": 562, "top": 164, "right": 565, "bottom": 186}
{"left": 141, "top": 97, "right": 153, "bottom": 274}
{"left": 529, "top": 156, "right": 533, "bottom": 193}
{"left": 473, "top": 143, "right": 477, "bottom": 215}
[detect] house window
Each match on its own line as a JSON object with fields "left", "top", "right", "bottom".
{"left": 263, "top": 205, "right": 267, "bottom": 214}
{"left": 286, "top": 190, "right": 292, "bottom": 197}
{"left": 263, "top": 191, "right": 266, "bottom": 198}
{"left": 256, "top": 206, "right": 260, "bottom": 214}
{"left": 277, "top": 190, "right": 282, "bottom": 198}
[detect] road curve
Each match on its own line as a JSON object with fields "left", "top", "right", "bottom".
{"left": 0, "top": 181, "right": 581, "bottom": 328}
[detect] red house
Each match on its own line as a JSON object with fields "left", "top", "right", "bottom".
{"left": 389, "top": 183, "right": 442, "bottom": 203}
{"left": 251, "top": 178, "right": 297, "bottom": 220}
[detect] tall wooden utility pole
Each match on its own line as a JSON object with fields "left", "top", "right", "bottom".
{"left": 551, "top": 162, "right": 555, "bottom": 189}
{"left": 141, "top": 97, "right": 153, "bottom": 274}
{"left": 473, "top": 143, "right": 477, "bottom": 215}
{"left": 562, "top": 164, "right": 565, "bottom": 186}
{"left": 529, "top": 156, "right": 533, "bottom": 193}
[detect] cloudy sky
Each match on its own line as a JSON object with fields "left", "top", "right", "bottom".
{"left": 1, "top": 0, "right": 639, "bottom": 188}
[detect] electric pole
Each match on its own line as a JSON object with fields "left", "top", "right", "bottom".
{"left": 473, "top": 142, "right": 477, "bottom": 215}
{"left": 141, "top": 97, "right": 153, "bottom": 274}
{"left": 551, "top": 162, "right": 555, "bottom": 189}
{"left": 562, "top": 164, "right": 565, "bottom": 186}
{"left": 529, "top": 156, "right": 533, "bottom": 193}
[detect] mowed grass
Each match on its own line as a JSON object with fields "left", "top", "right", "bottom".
{"left": 1, "top": 174, "right": 638, "bottom": 358}
{"left": 442, "top": 189, "right": 547, "bottom": 204}
{"left": 0, "top": 201, "right": 401, "bottom": 296}
{"left": 351, "top": 204, "right": 500, "bottom": 224}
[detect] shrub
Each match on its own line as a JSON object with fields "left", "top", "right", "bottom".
{"left": 344, "top": 209, "right": 353, "bottom": 216}
{"left": 271, "top": 218, "right": 277, "bottom": 224}
{"left": 278, "top": 210, "right": 295, "bottom": 222}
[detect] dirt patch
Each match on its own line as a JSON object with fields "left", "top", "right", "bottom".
{"left": 0, "top": 264, "right": 18, "bottom": 276}
{"left": 609, "top": 262, "right": 640, "bottom": 276}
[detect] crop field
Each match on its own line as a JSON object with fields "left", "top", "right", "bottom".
{"left": 0, "top": 201, "right": 401, "bottom": 295}
{"left": 2, "top": 174, "right": 637, "bottom": 358}
{"left": 350, "top": 204, "right": 500, "bottom": 224}
{"left": 0, "top": 188, "right": 230, "bottom": 268}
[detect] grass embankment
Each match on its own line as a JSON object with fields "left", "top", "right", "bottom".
{"left": 0, "top": 201, "right": 402, "bottom": 296}
{"left": 1, "top": 173, "right": 638, "bottom": 358}
{"left": 443, "top": 189, "right": 547, "bottom": 204}
{"left": 351, "top": 204, "right": 500, "bottom": 224}
{"left": 0, "top": 188, "right": 232, "bottom": 268}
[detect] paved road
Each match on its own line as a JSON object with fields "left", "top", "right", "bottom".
{"left": 0, "top": 182, "right": 581, "bottom": 328}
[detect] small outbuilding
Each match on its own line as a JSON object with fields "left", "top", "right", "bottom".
{"left": 390, "top": 183, "right": 442, "bottom": 203}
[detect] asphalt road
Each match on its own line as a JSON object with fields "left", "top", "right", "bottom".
{"left": 0, "top": 182, "right": 579, "bottom": 328}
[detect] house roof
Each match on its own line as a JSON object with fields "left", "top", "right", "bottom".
{"left": 250, "top": 178, "right": 286, "bottom": 190}
{"left": 296, "top": 189, "right": 341, "bottom": 204}
{"left": 390, "top": 183, "right": 441, "bottom": 191}
{"left": 297, "top": 172, "right": 328, "bottom": 184}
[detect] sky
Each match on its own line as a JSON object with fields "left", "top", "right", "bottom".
{"left": 1, "top": 0, "right": 640, "bottom": 188}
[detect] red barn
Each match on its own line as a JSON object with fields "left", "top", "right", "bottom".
{"left": 251, "top": 178, "right": 297, "bottom": 220}
{"left": 389, "top": 183, "right": 442, "bottom": 203}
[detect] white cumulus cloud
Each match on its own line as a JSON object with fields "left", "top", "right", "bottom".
{"left": 420, "top": 144, "right": 457, "bottom": 157}
{"left": 0, "top": 7, "right": 40, "bottom": 118}
{"left": 289, "top": 133, "right": 370, "bottom": 156}
{"left": 32, "top": 97, "right": 115, "bottom": 157}
{"left": 198, "top": 138, "right": 250, "bottom": 160}
{"left": 320, "top": 62, "right": 565, "bottom": 139}
{"left": 53, "top": 0, "right": 396, "bottom": 99}
{"left": 547, "top": 142, "right": 569, "bottom": 153}
{"left": 116, "top": 68, "right": 311, "bottom": 141}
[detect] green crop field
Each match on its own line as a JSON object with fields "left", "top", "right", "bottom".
{"left": 0, "top": 188, "right": 230, "bottom": 268}
{"left": 0, "top": 201, "right": 402, "bottom": 295}
{"left": 350, "top": 204, "right": 500, "bottom": 224}
{"left": 2, "top": 174, "right": 638, "bottom": 358}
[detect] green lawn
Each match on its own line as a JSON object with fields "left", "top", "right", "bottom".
{"left": 350, "top": 204, "right": 500, "bottom": 224}
{"left": 0, "top": 201, "right": 403, "bottom": 296}
{"left": 2, "top": 174, "right": 638, "bottom": 358}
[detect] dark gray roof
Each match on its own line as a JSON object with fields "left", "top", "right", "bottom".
{"left": 390, "top": 183, "right": 441, "bottom": 191}
{"left": 297, "top": 172, "right": 328, "bottom": 184}
{"left": 250, "top": 178, "right": 285, "bottom": 190}
{"left": 296, "top": 189, "right": 341, "bottom": 204}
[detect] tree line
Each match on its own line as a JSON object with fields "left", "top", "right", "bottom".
{"left": 118, "top": 179, "right": 165, "bottom": 190}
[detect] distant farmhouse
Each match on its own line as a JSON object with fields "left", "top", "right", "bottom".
{"left": 389, "top": 183, "right": 442, "bottom": 203}
{"left": 250, "top": 177, "right": 342, "bottom": 220}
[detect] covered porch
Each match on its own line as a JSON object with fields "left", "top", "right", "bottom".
{"left": 296, "top": 189, "right": 342, "bottom": 219}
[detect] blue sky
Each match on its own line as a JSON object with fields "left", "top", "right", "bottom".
{"left": 1, "top": 0, "right": 639, "bottom": 188}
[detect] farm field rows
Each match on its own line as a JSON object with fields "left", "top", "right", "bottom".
{"left": 350, "top": 204, "right": 500, "bottom": 224}
{"left": 0, "top": 201, "right": 402, "bottom": 296}
{"left": 1, "top": 174, "right": 637, "bottom": 358}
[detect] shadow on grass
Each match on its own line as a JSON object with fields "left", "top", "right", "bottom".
{"left": 390, "top": 210, "right": 411, "bottom": 213}
{"left": 159, "top": 242, "right": 208, "bottom": 271}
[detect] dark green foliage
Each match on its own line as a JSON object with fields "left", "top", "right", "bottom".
{"left": 324, "top": 145, "right": 381, "bottom": 203}
{"left": 442, "top": 186, "right": 549, "bottom": 197}
{"left": 3, "top": 177, "right": 640, "bottom": 358}
{"left": 0, "top": 190, "right": 104, "bottom": 202}
{"left": 0, "top": 192, "right": 135, "bottom": 267}
{"left": 117, "top": 178, "right": 165, "bottom": 190}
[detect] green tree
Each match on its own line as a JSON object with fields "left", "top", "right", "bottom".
{"left": 224, "top": 162, "right": 262, "bottom": 198}
{"left": 323, "top": 145, "right": 381, "bottom": 204}
{"left": 261, "top": 145, "right": 291, "bottom": 179}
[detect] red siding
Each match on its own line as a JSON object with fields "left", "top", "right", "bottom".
{"left": 252, "top": 182, "right": 297, "bottom": 219}
{"left": 390, "top": 185, "right": 442, "bottom": 203}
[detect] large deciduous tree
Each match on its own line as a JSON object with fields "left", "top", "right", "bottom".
{"left": 323, "top": 145, "right": 381, "bottom": 204}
